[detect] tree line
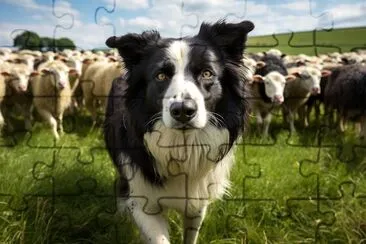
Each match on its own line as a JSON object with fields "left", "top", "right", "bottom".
{"left": 14, "top": 31, "right": 76, "bottom": 51}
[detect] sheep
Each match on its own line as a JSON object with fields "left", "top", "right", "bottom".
{"left": 30, "top": 60, "right": 76, "bottom": 140}
{"left": 56, "top": 55, "right": 83, "bottom": 89}
{"left": 94, "top": 50, "right": 105, "bottom": 57}
{"left": 265, "top": 48, "right": 282, "bottom": 57}
{"left": 302, "top": 63, "right": 343, "bottom": 126}
{"left": 6, "top": 54, "right": 35, "bottom": 72}
{"left": 0, "top": 74, "right": 6, "bottom": 132}
{"left": 1, "top": 65, "right": 33, "bottom": 132}
{"left": 248, "top": 71, "right": 296, "bottom": 137}
{"left": 60, "top": 49, "right": 74, "bottom": 58}
{"left": 256, "top": 54, "right": 288, "bottom": 77}
{"left": 56, "top": 55, "right": 83, "bottom": 114}
{"left": 0, "top": 48, "right": 12, "bottom": 56}
{"left": 71, "top": 56, "right": 104, "bottom": 111}
{"left": 324, "top": 64, "right": 366, "bottom": 137}
{"left": 81, "top": 59, "right": 124, "bottom": 125}
{"left": 281, "top": 66, "right": 331, "bottom": 133}
{"left": 248, "top": 54, "right": 296, "bottom": 137}
{"left": 242, "top": 57, "right": 258, "bottom": 79}
{"left": 341, "top": 52, "right": 363, "bottom": 65}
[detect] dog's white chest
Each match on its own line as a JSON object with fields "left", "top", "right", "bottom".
{"left": 124, "top": 149, "right": 234, "bottom": 215}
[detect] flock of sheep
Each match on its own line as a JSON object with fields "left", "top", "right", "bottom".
{"left": 0, "top": 46, "right": 365, "bottom": 140}
{"left": 244, "top": 48, "right": 366, "bottom": 138}
{"left": 0, "top": 47, "right": 124, "bottom": 140}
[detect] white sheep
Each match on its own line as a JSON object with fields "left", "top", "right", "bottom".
{"left": 248, "top": 71, "right": 296, "bottom": 137}
{"left": 1, "top": 64, "right": 33, "bottom": 132}
{"left": 282, "top": 66, "right": 331, "bottom": 133}
{"left": 81, "top": 59, "right": 124, "bottom": 124}
{"left": 57, "top": 55, "right": 84, "bottom": 114}
{"left": 266, "top": 48, "right": 282, "bottom": 57}
{"left": 30, "top": 60, "right": 76, "bottom": 140}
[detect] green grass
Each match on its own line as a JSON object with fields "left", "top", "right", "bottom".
{"left": 246, "top": 26, "right": 366, "bottom": 55}
{"left": 1, "top": 110, "right": 366, "bottom": 244}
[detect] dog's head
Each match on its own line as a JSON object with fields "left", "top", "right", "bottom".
{"left": 106, "top": 20, "right": 254, "bottom": 132}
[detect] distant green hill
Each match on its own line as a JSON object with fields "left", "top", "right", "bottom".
{"left": 246, "top": 26, "right": 366, "bottom": 56}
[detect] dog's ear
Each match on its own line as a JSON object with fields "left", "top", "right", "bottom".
{"left": 197, "top": 20, "right": 255, "bottom": 61}
{"left": 105, "top": 31, "right": 161, "bottom": 70}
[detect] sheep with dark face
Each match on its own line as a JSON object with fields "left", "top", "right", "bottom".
{"left": 248, "top": 54, "right": 296, "bottom": 137}
{"left": 324, "top": 64, "right": 366, "bottom": 138}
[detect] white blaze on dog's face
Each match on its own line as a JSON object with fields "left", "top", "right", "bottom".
{"left": 140, "top": 39, "right": 224, "bottom": 130}
{"left": 162, "top": 41, "right": 207, "bottom": 128}
{"left": 105, "top": 20, "right": 255, "bottom": 132}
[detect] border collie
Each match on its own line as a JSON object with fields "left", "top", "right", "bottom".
{"left": 104, "top": 19, "right": 254, "bottom": 244}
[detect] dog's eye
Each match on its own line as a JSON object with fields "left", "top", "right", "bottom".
{"left": 201, "top": 70, "right": 213, "bottom": 79}
{"left": 156, "top": 72, "right": 168, "bottom": 81}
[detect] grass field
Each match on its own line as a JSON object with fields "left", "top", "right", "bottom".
{"left": 246, "top": 26, "right": 366, "bottom": 55}
{"left": 1, "top": 108, "right": 366, "bottom": 243}
{"left": 1, "top": 26, "right": 366, "bottom": 244}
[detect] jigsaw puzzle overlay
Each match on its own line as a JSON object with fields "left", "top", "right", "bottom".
{"left": 1, "top": 0, "right": 366, "bottom": 243}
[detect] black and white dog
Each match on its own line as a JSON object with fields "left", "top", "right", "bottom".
{"left": 104, "top": 20, "right": 254, "bottom": 244}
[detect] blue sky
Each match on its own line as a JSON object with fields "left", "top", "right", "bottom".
{"left": 0, "top": 0, "right": 365, "bottom": 49}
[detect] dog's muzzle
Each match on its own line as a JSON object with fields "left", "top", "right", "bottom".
{"left": 169, "top": 100, "right": 197, "bottom": 123}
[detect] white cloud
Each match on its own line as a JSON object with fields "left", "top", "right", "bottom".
{"left": 127, "top": 17, "right": 163, "bottom": 29}
{"left": 103, "top": 0, "right": 149, "bottom": 10}
{"left": 328, "top": 3, "right": 366, "bottom": 22}
{"left": 31, "top": 14, "right": 43, "bottom": 20}
{"left": 100, "top": 16, "right": 111, "bottom": 24}
{"left": 278, "top": 0, "right": 312, "bottom": 11}
{"left": 3, "top": 0, "right": 79, "bottom": 17}
{"left": 1, "top": 0, "right": 365, "bottom": 50}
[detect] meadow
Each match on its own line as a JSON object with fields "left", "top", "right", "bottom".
{"left": 246, "top": 26, "right": 366, "bottom": 56}
{"left": 1, "top": 107, "right": 366, "bottom": 244}
{"left": 1, "top": 26, "right": 366, "bottom": 243}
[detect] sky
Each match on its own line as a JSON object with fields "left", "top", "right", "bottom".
{"left": 0, "top": 0, "right": 365, "bottom": 50}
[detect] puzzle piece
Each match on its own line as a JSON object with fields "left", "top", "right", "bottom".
{"left": 1, "top": 0, "right": 366, "bottom": 243}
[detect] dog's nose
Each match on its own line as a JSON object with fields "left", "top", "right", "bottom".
{"left": 170, "top": 100, "right": 197, "bottom": 123}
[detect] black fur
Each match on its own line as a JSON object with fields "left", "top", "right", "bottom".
{"left": 324, "top": 64, "right": 366, "bottom": 120}
{"left": 255, "top": 54, "right": 288, "bottom": 76}
{"left": 254, "top": 54, "right": 287, "bottom": 103}
{"left": 104, "top": 20, "right": 254, "bottom": 187}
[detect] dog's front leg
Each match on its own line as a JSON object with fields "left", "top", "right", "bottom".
{"left": 183, "top": 205, "right": 208, "bottom": 244}
{"left": 126, "top": 200, "right": 170, "bottom": 244}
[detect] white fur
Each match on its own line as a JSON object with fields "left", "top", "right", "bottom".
{"left": 117, "top": 40, "right": 238, "bottom": 244}
{"left": 118, "top": 120, "right": 234, "bottom": 244}
{"left": 263, "top": 71, "right": 286, "bottom": 102}
{"left": 249, "top": 71, "right": 287, "bottom": 137}
{"left": 288, "top": 66, "right": 321, "bottom": 94}
{"left": 242, "top": 57, "right": 257, "bottom": 79}
{"left": 266, "top": 48, "right": 282, "bottom": 57}
{"left": 31, "top": 60, "right": 72, "bottom": 140}
{"left": 162, "top": 41, "right": 207, "bottom": 129}
{"left": 283, "top": 66, "right": 322, "bottom": 132}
